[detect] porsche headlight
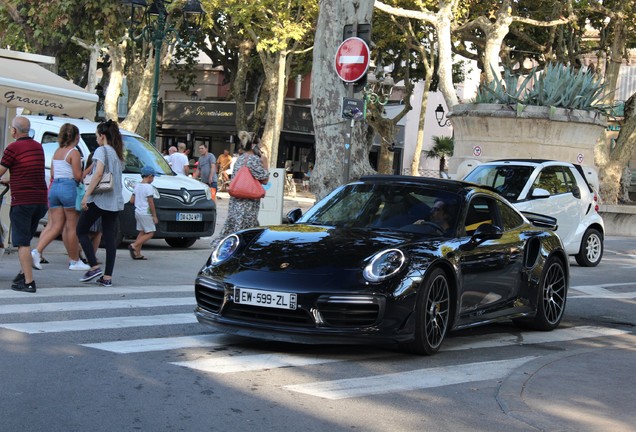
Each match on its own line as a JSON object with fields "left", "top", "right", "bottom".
{"left": 211, "top": 234, "right": 240, "bottom": 264}
{"left": 363, "top": 249, "right": 405, "bottom": 282}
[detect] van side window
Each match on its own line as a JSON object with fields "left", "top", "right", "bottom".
{"left": 41, "top": 132, "right": 58, "bottom": 144}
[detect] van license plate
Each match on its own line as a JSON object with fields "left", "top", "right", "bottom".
{"left": 177, "top": 213, "right": 202, "bottom": 221}
{"left": 234, "top": 288, "right": 297, "bottom": 310}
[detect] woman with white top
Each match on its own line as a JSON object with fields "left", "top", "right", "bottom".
{"left": 31, "top": 123, "right": 90, "bottom": 271}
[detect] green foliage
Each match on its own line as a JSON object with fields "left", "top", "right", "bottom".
{"left": 425, "top": 135, "right": 454, "bottom": 159}
{"left": 169, "top": 44, "right": 199, "bottom": 94}
{"left": 475, "top": 63, "right": 610, "bottom": 113}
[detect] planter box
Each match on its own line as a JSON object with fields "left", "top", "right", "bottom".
{"left": 599, "top": 204, "right": 636, "bottom": 237}
{"left": 447, "top": 103, "right": 607, "bottom": 178}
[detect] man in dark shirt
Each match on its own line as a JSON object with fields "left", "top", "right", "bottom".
{"left": 0, "top": 116, "right": 48, "bottom": 293}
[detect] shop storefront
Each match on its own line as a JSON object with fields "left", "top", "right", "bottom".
{"left": 158, "top": 100, "right": 315, "bottom": 176}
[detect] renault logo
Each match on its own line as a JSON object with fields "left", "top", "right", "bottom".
{"left": 181, "top": 189, "right": 191, "bottom": 203}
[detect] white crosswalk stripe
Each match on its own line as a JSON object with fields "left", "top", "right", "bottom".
{"left": 284, "top": 357, "right": 537, "bottom": 399}
{"left": 443, "top": 326, "right": 627, "bottom": 351}
{"left": 1, "top": 313, "right": 196, "bottom": 333}
{"left": 0, "top": 285, "right": 631, "bottom": 400}
{"left": 0, "top": 297, "right": 194, "bottom": 315}
{"left": 171, "top": 351, "right": 392, "bottom": 374}
{"left": 82, "top": 334, "right": 230, "bottom": 353}
{"left": 0, "top": 284, "right": 193, "bottom": 299}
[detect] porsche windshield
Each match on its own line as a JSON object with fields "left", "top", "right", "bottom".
{"left": 299, "top": 183, "right": 460, "bottom": 235}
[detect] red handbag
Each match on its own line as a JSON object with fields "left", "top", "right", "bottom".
{"left": 228, "top": 166, "right": 266, "bottom": 199}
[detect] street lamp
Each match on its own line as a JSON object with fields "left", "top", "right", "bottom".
{"left": 121, "top": 0, "right": 205, "bottom": 145}
{"left": 435, "top": 104, "right": 451, "bottom": 127}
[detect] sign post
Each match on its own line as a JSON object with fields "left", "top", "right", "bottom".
{"left": 335, "top": 35, "right": 370, "bottom": 183}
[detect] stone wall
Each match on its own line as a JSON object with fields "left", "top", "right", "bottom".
{"left": 447, "top": 103, "right": 607, "bottom": 178}
{"left": 599, "top": 204, "right": 636, "bottom": 236}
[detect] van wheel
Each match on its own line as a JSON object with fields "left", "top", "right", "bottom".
{"left": 575, "top": 228, "right": 603, "bottom": 267}
{"left": 165, "top": 237, "right": 197, "bottom": 248}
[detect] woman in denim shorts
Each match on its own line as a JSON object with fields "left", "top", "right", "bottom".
{"left": 31, "top": 123, "right": 90, "bottom": 271}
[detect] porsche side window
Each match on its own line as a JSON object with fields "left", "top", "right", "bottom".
{"left": 464, "top": 197, "right": 496, "bottom": 235}
{"left": 496, "top": 200, "right": 524, "bottom": 230}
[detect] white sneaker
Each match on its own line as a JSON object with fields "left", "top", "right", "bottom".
{"left": 69, "top": 260, "right": 91, "bottom": 271}
{"left": 31, "top": 249, "right": 43, "bottom": 270}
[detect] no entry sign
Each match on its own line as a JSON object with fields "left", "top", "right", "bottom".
{"left": 334, "top": 37, "right": 370, "bottom": 83}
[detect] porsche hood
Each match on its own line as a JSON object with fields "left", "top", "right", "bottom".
{"left": 236, "top": 225, "right": 416, "bottom": 273}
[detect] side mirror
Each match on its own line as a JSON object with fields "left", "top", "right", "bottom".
{"left": 285, "top": 208, "right": 302, "bottom": 224}
{"left": 531, "top": 188, "right": 550, "bottom": 199}
{"left": 460, "top": 223, "right": 503, "bottom": 251}
{"left": 472, "top": 223, "right": 503, "bottom": 242}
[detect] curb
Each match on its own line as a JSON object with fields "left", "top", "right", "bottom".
{"left": 496, "top": 348, "right": 597, "bottom": 432}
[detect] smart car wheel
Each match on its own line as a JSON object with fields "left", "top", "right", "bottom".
{"left": 516, "top": 256, "right": 567, "bottom": 331}
{"left": 575, "top": 228, "right": 603, "bottom": 267}
{"left": 404, "top": 268, "right": 450, "bottom": 355}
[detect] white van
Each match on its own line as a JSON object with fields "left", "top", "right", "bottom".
{"left": 27, "top": 115, "right": 216, "bottom": 248}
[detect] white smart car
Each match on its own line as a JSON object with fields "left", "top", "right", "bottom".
{"left": 463, "top": 159, "right": 604, "bottom": 267}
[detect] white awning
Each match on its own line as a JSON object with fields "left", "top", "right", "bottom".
{"left": 0, "top": 56, "right": 98, "bottom": 118}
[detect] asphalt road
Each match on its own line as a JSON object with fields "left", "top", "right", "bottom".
{"left": 0, "top": 196, "right": 634, "bottom": 432}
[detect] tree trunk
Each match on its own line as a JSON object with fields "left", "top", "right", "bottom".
{"left": 258, "top": 51, "right": 288, "bottom": 170}
{"left": 597, "top": 93, "right": 636, "bottom": 204}
{"left": 435, "top": 1, "right": 459, "bottom": 108}
{"left": 120, "top": 51, "right": 154, "bottom": 133}
{"left": 103, "top": 40, "right": 127, "bottom": 122}
{"left": 410, "top": 74, "right": 433, "bottom": 176}
{"left": 311, "top": 0, "right": 375, "bottom": 200}
{"left": 71, "top": 36, "right": 102, "bottom": 94}
{"left": 601, "top": 19, "right": 625, "bottom": 105}
{"left": 233, "top": 40, "right": 254, "bottom": 133}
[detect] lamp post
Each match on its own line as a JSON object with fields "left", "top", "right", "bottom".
{"left": 435, "top": 103, "right": 451, "bottom": 127}
{"left": 121, "top": 0, "right": 204, "bottom": 145}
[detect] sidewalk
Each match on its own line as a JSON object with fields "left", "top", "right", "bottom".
{"left": 497, "top": 343, "right": 636, "bottom": 431}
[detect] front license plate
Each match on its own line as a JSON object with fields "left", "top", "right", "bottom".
{"left": 234, "top": 288, "right": 297, "bottom": 310}
{"left": 177, "top": 212, "right": 202, "bottom": 221}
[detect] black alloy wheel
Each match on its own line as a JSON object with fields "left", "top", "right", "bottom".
{"left": 516, "top": 256, "right": 567, "bottom": 331}
{"left": 404, "top": 268, "right": 451, "bottom": 355}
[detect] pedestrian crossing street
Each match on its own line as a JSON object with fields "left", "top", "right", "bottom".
{"left": 0, "top": 284, "right": 630, "bottom": 400}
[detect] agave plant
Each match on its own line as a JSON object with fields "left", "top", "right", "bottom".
{"left": 474, "top": 63, "right": 611, "bottom": 114}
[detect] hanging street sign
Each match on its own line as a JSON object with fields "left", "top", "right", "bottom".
{"left": 334, "top": 37, "right": 370, "bottom": 83}
{"left": 342, "top": 97, "right": 365, "bottom": 120}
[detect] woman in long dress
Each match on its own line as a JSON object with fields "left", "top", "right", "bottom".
{"left": 215, "top": 137, "right": 269, "bottom": 241}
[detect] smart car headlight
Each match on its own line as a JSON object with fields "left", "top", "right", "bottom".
{"left": 211, "top": 234, "right": 240, "bottom": 264}
{"left": 363, "top": 249, "right": 405, "bottom": 282}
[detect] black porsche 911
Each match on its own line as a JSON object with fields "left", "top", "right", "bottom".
{"left": 194, "top": 176, "right": 569, "bottom": 355}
